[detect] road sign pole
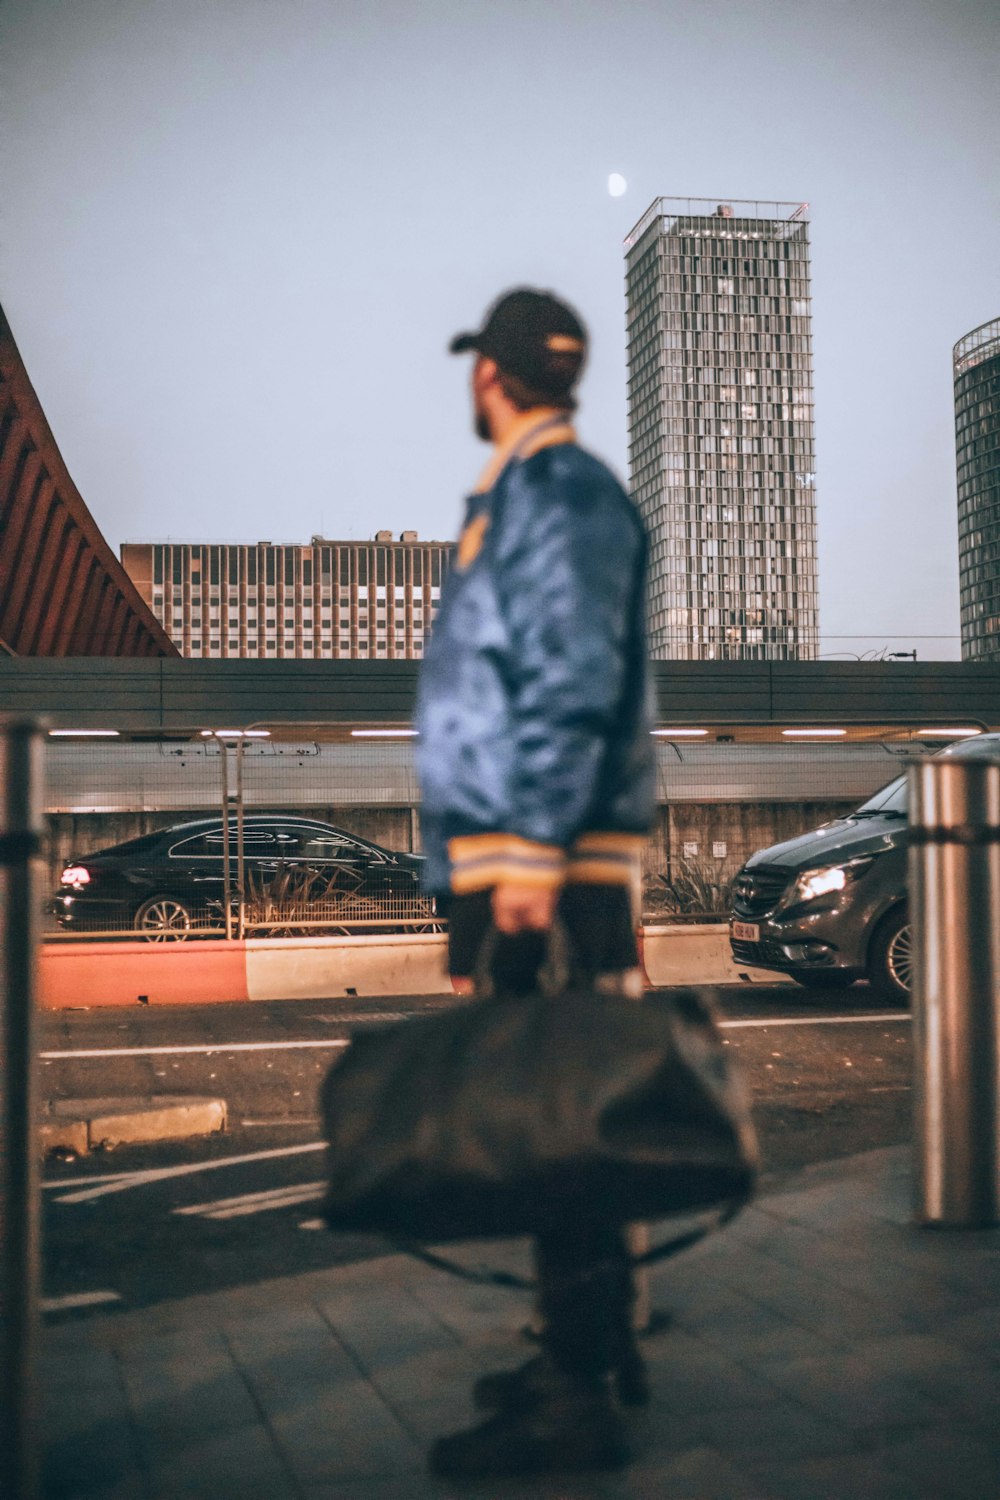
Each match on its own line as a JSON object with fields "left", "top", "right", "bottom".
{"left": 0, "top": 720, "right": 44, "bottom": 1500}
{"left": 909, "top": 756, "right": 1000, "bottom": 1226}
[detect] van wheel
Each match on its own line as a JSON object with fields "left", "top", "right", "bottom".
{"left": 867, "top": 908, "right": 911, "bottom": 1003}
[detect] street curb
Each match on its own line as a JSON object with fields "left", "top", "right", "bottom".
{"left": 41, "top": 1095, "right": 227, "bottom": 1153}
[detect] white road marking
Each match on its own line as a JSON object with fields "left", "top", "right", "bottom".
{"left": 720, "top": 1013, "right": 910, "bottom": 1030}
{"left": 49, "top": 1141, "right": 325, "bottom": 1203}
{"left": 41, "top": 1291, "right": 122, "bottom": 1313}
{"left": 41, "top": 1011, "right": 909, "bottom": 1063}
{"left": 175, "top": 1181, "right": 324, "bottom": 1220}
{"left": 239, "top": 1117, "right": 320, "bottom": 1128}
{"left": 40, "top": 1039, "right": 352, "bottom": 1060}
{"left": 299, "top": 1218, "right": 327, "bottom": 1231}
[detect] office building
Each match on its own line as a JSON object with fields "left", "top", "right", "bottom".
{"left": 121, "top": 534, "right": 451, "bottom": 659}
{"left": 955, "top": 316, "right": 1000, "bottom": 661}
{"left": 624, "top": 197, "right": 819, "bottom": 660}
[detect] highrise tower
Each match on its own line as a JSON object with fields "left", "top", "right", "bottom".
{"left": 955, "top": 317, "right": 1000, "bottom": 661}
{"left": 625, "top": 197, "right": 819, "bottom": 660}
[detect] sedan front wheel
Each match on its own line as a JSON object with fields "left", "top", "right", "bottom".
{"left": 133, "top": 894, "right": 195, "bottom": 942}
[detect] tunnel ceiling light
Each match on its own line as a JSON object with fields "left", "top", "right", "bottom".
{"left": 915, "top": 728, "right": 982, "bottom": 738}
{"left": 48, "top": 729, "right": 120, "bottom": 737}
{"left": 351, "top": 728, "right": 419, "bottom": 738}
{"left": 782, "top": 728, "right": 847, "bottom": 737}
{"left": 199, "top": 729, "right": 271, "bottom": 738}
{"left": 651, "top": 728, "right": 708, "bottom": 737}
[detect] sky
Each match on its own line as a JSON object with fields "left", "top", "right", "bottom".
{"left": 1, "top": 0, "right": 998, "bottom": 659}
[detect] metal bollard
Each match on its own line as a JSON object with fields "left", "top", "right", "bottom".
{"left": 909, "top": 755, "right": 1000, "bottom": 1227}
{"left": 0, "top": 720, "right": 44, "bottom": 1500}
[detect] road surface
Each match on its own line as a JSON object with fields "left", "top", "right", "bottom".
{"left": 39, "top": 985, "right": 911, "bottom": 1317}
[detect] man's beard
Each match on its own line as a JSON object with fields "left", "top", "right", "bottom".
{"left": 474, "top": 407, "right": 491, "bottom": 442}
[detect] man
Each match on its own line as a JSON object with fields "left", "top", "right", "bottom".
{"left": 415, "top": 286, "right": 655, "bottom": 1478}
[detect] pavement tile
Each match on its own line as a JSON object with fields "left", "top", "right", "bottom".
{"left": 623, "top": 1443, "right": 769, "bottom": 1498}
{"left": 299, "top": 1480, "right": 443, "bottom": 1500}
{"left": 406, "top": 1271, "right": 530, "bottom": 1343}
{"left": 363, "top": 1342, "right": 488, "bottom": 1410}
{"left": 116, "top": 1352, "right": 262, "bottom": 1447}
{"left": 933, "top": 1303, "right": 1000, "bottom": 1360}
{"left": 873, "top": 1422, "right": 1000, "bottom": 1499}
{"left": 748, "top": 1215, "right": 972, "bottom": 1307}
{"left": 714, "top": 1253, "right": 912, "bottom": 1342}
{"left": 758, "top": 1350, "right": 940, "bottom": 1431}
{"left": 688, "top": 1399, "right": 857, "bottom": 1461}
{"left": 41, "top": 1344, "right": 123, "bottom": 1390}
{"left": 262, "top": 1391, "right": 424, "bottom": 1486}
{"left": 41, "top": 1381, "right": 133, "bottom": 1444}
{"left": 226, "top": 1319, "right": 424, "bottom": 1485}
{"left": 45, "top": 1477, "right": 153, "bottom": 1500}
{"left": 223, "top": 1317, "right": 360, "bottom": 1412}
{"left": 145, "top": 1424, "right": 298, "bottom": 1500}
{"left": 844, "top": 1331, "right": 1000, "bottom": 1432}
{"left": 641, "top": 1328, "right": 785, "bottom": 1416}
{"left": 43, "top": 1422, "right": 149, "bottom": 1500}
{"left": 316, "top": 1285, "right": 463, "bottom": 1367}
{"left": 742, "top": 1450, "right": 917, "bottom": 1500}
{"left": 672, "top": 1278, "right": 841, "bottom": 1364}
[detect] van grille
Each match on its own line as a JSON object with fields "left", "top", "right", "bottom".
{"left": 732, "top": 866, "right": 792, "bottom": 918}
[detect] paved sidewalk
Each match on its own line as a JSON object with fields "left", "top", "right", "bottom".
{"left": 43, "top": 1146, "right": 1000, "bottom": 1500}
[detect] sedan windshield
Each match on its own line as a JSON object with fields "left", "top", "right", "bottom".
{"left": 853, "top": 775, "right": 908, "bottom": 818}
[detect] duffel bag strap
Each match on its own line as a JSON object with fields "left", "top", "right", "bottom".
{"left": 388, "top": 1193, "right": 751, "bottom": 1291}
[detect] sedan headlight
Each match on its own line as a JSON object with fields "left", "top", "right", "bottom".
{"left": 788, "top": 857, "right": 874, "bottom": 906}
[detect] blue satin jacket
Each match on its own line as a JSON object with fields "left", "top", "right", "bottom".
{"left": 415, "top": 417, "right": 655, "bottom": 897}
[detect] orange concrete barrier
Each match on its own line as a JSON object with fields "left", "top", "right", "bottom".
{"left": 39, "top": 940, "right": 249, "bottom": 1009}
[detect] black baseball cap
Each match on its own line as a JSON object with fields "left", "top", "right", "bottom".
{"left": 449, "top": 287, "right": 588, "bottom": 399}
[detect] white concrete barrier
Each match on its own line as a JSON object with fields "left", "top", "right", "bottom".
{"left": 246, "top": 932, "right": 450, "bottom": 1000}
{"left": 642, "top": 924, "right": 793, "bottom": 987}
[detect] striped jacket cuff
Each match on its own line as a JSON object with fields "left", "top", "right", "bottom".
{"left": 448, "top": 835, "right": 567, "bottom": 894}
{"left": 565, "top": 832, "right": 645, "bottom": 887}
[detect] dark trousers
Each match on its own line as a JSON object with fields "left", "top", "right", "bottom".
{"left": 445, "top": 885, "right": 637, "bottom": 1383}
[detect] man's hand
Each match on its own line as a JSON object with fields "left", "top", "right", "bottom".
{"left": 491, "top": 882, "right": 560, "bottom": 935}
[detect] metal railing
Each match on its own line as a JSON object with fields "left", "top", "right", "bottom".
{"left": 1, "top": 720, "right": 44, "bottom": 1500}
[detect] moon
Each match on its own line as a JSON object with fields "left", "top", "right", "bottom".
{"left": 608, "top": 173, "right": 627, "bottom": 198}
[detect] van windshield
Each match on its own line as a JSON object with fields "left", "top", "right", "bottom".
{"left": 853, "top": 775, "right": 908, "bottom": 818}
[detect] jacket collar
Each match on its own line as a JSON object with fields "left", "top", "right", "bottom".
{"left": 472, "top": 408, "right": 576, "bottom": 495}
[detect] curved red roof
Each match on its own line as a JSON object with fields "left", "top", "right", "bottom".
{"left": 0, "top": 305, "right": 177, "bottom": 657}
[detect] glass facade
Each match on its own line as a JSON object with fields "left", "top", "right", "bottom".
{"left": 955, "top": 317, "right": 1000, "bottom": 662}
{"left": 624, "top": 197, "right": 819, "bottom": 660}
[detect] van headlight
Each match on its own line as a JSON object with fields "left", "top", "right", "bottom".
{"left": 787, "top": 857, "right": 874, "bottom": 905}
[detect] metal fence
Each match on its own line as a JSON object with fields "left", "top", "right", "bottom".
{"left": 35, "top": 726, "right": 951, "bottom": 938}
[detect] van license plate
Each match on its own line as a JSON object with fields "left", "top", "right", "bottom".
{"left": 731, "top": 921, "right": 760, "bottom": 942}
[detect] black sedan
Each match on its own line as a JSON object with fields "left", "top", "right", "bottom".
{"left": 53, "top": 815, "right": 426, "bottom": 938}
